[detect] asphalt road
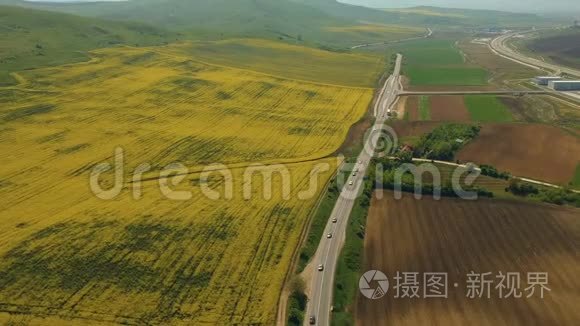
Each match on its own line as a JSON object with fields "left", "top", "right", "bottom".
{"left": 489, "top": 30, "right": 580, "bottom": 78}
{"left": 399, "top": 90, "right": 546, "bottom": 95}
{"left": 304, "top": 54, "right": 403, "bottom": 326}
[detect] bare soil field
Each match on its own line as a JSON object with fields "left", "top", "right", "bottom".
{"left": 457, "top": 123, "right": 580, "bottom": 184}
{"left": 404, "top": 96, "right": 420, "bottom": 120}
{"left": 389, "top": 121, "right": 443, "bottom": 139}
{"left": 356, "top": 192, "right": 580, "bottom": 326}
{"left": 429, "top": 95, "right": 471, "bottom": 121}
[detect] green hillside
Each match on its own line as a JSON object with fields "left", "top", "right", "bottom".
{"left": 2, "top": 0, "right": 344, "bottom": 36}
{"left": 381, "top": 6, "right": 551, "bottom": 28}
{"left": 526, "top": 28, "right": 580, "bottom": 70}
{"left": 1, "top": 0, "right": 430, "bottom": 48}
{"left": 0, "top": 5, "right": 178, "bottom": 85}
{"left": 2, "top": 0, "right": 549, "bottom": 47}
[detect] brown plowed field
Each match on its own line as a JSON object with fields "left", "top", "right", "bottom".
{"left": 457, "top": 123, "right": 580, "bottom": 184}
{"left": 389, "top": 121, "right": 442, "bottom": 139}
{"left": 357, "top": 192, "right": 580, "bottom": 326}
{"left": 405, "top": 96, "right": 420, "bottom": 120}
{"left": 429, "top": 96, "right": 471, "bottom": 121}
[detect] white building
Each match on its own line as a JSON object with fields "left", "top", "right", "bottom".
{"left": 548, "top": 80, "right": 580, "bottom": 91}
{"left": 534, "top": 76, "right": 562, "bottom": 85}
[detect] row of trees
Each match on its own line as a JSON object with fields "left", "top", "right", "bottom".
{"left": 506, "top": 179, "right": 580, "bottom": 207}
{"left": 480, "top": 164, "right": 511, "bottom": 180}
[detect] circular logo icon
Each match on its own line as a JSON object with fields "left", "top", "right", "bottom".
{"left": 362, "top": 124, "right": 398, "bottom": 158}
{"left": 359, "top": 270, "right": 389, "bottom": 300}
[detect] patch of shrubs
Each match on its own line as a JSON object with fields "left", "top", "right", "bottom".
{"left": 287, "top": 277, "right": 307, "bottom": 326}
{"left": 506, "top": 179, "right": 580, "bottom": 207}
{"left": 480, "top": 164, "right": 511, "bottom": 180}
{"left": 414, "top": 123, "right": 481, "bottom": 161}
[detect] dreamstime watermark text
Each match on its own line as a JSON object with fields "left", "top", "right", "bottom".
{"left": 88, "top": 126, "right": 486, "bottom": 202}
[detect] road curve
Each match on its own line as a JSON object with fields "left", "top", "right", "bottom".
{"left": 303, "top": 54, "right": 403, "bottom": 326}
{"left": 489, "top": 30, "right": 580, "bottom": 78}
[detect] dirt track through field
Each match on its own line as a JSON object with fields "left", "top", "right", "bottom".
{"left": 429, "top": 96, "right": 471, "bottom": 121}
{"left": 357, "top": 192, "right": 580, "bottom": 326}
{"left": 457, "top": 123, "right": 580, "bottom": 184}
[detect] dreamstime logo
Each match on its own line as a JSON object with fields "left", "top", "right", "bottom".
{"left": 359, "top": 270, "right": 389, "bottom": 299}
{"left": 363, "top": 123, "right": 398, "bottom": 157}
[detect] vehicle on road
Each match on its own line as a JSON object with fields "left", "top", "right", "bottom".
{"left": 317, "top": 264, "right": 324, "bottom": 271}
{"left": 349, "top": 181, "right": 354, "bottom": 186}
{"left": 309, "top": 316, "right": 316, "bottom": 325}
{"left": 327, "top": 233, "right": 332, "bottom": 239}
{"left": 332, "top": 218, "right": 338, "bottom": 223}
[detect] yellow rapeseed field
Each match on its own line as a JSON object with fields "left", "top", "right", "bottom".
{"left": 162, "top": 38, "right": 386, "bottom": 87}
{"left": 0, "top": 41, "right": 377, "bottom": 324}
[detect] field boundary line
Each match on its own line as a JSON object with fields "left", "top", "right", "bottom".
{"left": 130, "top": 44, "right": 377, "bottom": 91}
{"left": 274, "top": 159, "right": 344, "bottom": 326}
{"left": 134, "top": 156, "right": 342, "bottom": 184}
{"left": 408, "top": 158, "right": 580, "bottom": 193}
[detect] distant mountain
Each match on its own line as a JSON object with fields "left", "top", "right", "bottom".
{"left": 379, "top": 6, "right": 550, "bottom": 27}
{"left": 1, "top": 0, "right": 551, "bottom": 37}
{"left": 1, "top": 0, "right": 348, "bottom": 35}
{"left": 293, "top": 1, "right": 550, "bottom": 28}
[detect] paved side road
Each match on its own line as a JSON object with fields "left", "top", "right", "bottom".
{"left": 303, "top": 54, "right": 403, "bottom": 326}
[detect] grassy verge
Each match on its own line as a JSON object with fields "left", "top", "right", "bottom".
{"left": 297, "top": 163, "right": 357, "bottom": 272}
{"left": 464, "top": 95, "right": 513, "bottom": 122}
{"left": 571, "top": 163, "right": 580, "bottom": 189}
{"left": 419, "top": 95, "right": 430, "bottom": 120}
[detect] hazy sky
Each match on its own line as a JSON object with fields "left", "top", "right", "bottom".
{"left": 24, "top": 0, "right": 580, "bottom": 14}
{"left": 339, "top": 0, "right": 579, "bottom": 13}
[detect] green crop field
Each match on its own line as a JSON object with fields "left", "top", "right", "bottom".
{"left": 419, "top": 96, "right": 431, "bottom": 120}
{"left": 397, "top": 39, "right": 464, "bottom": 65}
{"left": 464, "top": 95, "right": 514, "bottom": 122}
{"left": 406, "top": 67, "right": 488, "bottom": 86}
{"left": 572, "top": 164, "right": 580, "bottom": 189}
{"left": 395, "top": 38, "right": 488, "bottom": 87}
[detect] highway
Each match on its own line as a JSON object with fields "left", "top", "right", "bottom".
{"left": 399, "top": 90, "right": 547, "bottom": 96}
{"left": 489, "top": 30, "right": 580, "bottom": 78}
{"left": 303, "top": 54, "right": 403, "bottom": 326}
